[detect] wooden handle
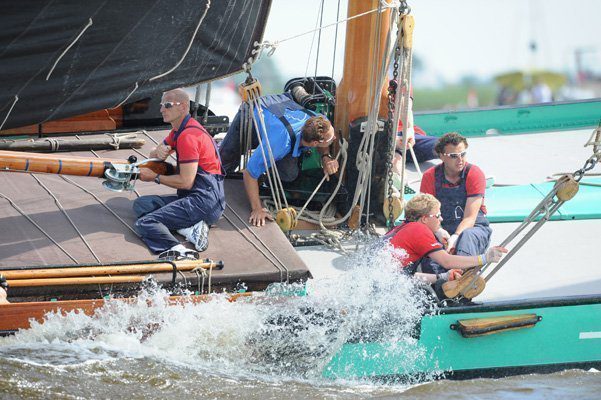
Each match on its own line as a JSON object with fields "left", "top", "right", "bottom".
{"left": 141, "top": 160, "right": 175, "bottom": 176}
{"left": 1, "top": 259, "right": 223, "bottom": 280}
{"left": 402, "top": 15, "right": 414, "bottom": 50}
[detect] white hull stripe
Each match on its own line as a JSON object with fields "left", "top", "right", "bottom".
{"left": 579, "top": 332, "right": 601, "bottom": 339}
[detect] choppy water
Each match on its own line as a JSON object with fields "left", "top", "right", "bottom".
{"left": 1, "top": 246, "right": 599, "bottom": 399}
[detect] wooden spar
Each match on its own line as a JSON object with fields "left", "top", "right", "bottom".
{"left": 0, "top": 136, "right": 146, "bottom": 152}
{"left": 7, "top": 275, "right": 148, "bottom": 287}
{"left": 1, "top": 260, "right": 223, "bottom": 280}
{"left": 0, "top": 292, "right": 253, "bottom": 332}
{"left": 0, "top": 150, "right": 173, "bottom": 177}
{"left": 334, "top": 0, "right": 392, "bottom": 140}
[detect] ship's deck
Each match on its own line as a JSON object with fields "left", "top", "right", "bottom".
{"left": 0, "top": 129, "right": 311, "bottom": 300}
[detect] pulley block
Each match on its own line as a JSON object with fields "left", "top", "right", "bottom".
{"left": 383, "top": 196, "right": 404, "bottom": 223}
{"left": 442, "top": 269, "right": 486, "bottom": 300}
{"left": 276, "top": 207, "right": 298, "bottom": 232}
{"left": 555, "top": 175, "right": 579, "bottom": 201}
{"left": 348, "top": 205, "right": 361, "bottom": 230}
{"left": 239, "top": 77, "right": 262, "bottom": 102}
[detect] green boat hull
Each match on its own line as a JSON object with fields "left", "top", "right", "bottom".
{"left": 323, "top": 295, "right": 601, "bottom": 380}
{"left": 414, "top": 99, "right": 601, "bottom": 137}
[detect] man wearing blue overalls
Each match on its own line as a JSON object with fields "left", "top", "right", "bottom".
{"left": 134, "top": 89, "right": 225, "bottom": 257}
{"left": 394, "top": 96, "right": 438, "bottom": 165}
{"left": 219, "top": 93, "right": 338, "bottom": 227}
{"left": 419, "top": 132, "right": 491, "bottom": 274}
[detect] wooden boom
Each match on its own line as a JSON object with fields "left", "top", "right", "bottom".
{"left": 0, "top": 150, "right": 172, "bottom": 177}
{"left": 1, "top": 259, "right": 223, "bottom": 280}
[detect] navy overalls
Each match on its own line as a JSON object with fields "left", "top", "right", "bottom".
{"left": 133, "top": 115, "right": 226, "bottom": 254}
{"left": 421, "top": 163, "right": 492, "bottom": 274}
{"left": 395, "top": 135, "right": 438, "bottom": 163}
{"left": 219, "top": 93, "right": 314, "bottom": 181}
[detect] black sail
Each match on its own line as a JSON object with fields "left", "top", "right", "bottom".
{"left": 0, "top": 0, "right": 272, "bottom": 129}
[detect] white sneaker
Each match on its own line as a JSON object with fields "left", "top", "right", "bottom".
{"left": 177, "top": 220, "right": 209, "bottom": 252}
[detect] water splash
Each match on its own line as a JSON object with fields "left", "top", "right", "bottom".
{"left": 0, "top": 244, "right": 437, "bottom": 385}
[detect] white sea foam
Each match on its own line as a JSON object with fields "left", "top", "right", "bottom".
{"left": 0, "top": 244, "right": 437, "bottom": 385}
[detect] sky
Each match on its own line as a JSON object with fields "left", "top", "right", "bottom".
{"left": 257, "top": 0, "right": 601, "bottom": 86}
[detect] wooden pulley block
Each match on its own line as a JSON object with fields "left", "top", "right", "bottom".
{"left": 238, "top": 78, "right": 263, "bottom": 102}
{"left": 276, "top": 207, "right": 297, "bottom": 232}
{"left": 460, "top": 275, "right": 486, "bottom": 299}
{"left": 382, "top": 196, "right": 404, "bottom": 223}
{"left": 442, "top": 268, "right": 486, "bottom": 300}
{"left": 348, "top": 205, "right": 361, "bottom": 230}
{"left": 554, "top": 175, "right": 579, "bottom": 201}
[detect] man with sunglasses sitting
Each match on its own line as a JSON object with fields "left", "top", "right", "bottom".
{"left": 219, "top": 93, "right": 338, "bottom": 227}
{"left": 418, "top": 132, "right": 491, "bottom": 275}
{"left": 133, "top": 89, "right": 225, "bottom": 258}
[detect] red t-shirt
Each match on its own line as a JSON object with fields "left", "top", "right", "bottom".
{"left": 389, "top": 222, "right": 443, "bottom": 268}
{"left": 420, "top": 163, "right": 487, "bottom": 214}
{"left": 164, "top": 118, "right": 222, "bottom": 175}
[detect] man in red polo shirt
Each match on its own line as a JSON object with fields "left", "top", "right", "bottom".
{"left": 419, "top": 132, "right": 491, "bottom": 275}
{"left": 133, "top": 89, "right": 225, "bottom": 258}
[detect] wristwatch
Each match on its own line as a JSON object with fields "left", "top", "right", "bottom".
{"left": 321, "top": 153, "right": 333, "bottom": 160}
{"left": 154, "top": 174, "right": 161, "bottom": 184}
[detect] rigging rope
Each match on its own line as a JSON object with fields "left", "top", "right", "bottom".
{"left": 331, "top": 0, "right": 342, "bottom": 78}
{"left": 0, "top": 192, "right": 78, "bottom": 263}
{"left": 0, "top": 95, "right": 19, "bottom": 131}
{"left": 304, "top": 0, "right": 324, "bottom": 80}
{"left": 149, "top": 0, "right": 211, "bottom": 82}
{"left": 46, "top": 18, "right": 93, "bottom": 81}
{"left": 111, "top": 82, "right": 139, "bottom": 109}
{"left": 343, "top": 2, "right": 399, "bottom": 234}
{"left": 390, "top": 11, "right": 414, "bottom": 225}
{"left": 59, "top": 175, "right": 140, "bottom": 237}
{"left": 30, "top": 174, "right": 101, "bottom": 263}
{"left": 245, "top": 0, "right": 400, "bottom": 68}
{"left": 244, "top": 82, "right": 289, "bottom": 212}
{"left": 223, "top": 205, "right": 290, "bottom": 282}
{"left": 453, "top": 126, "right": 601, "bottom": 298}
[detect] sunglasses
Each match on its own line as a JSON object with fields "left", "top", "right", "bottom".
{"left": 442, "top": 151, "right": 467, "bottom": 159}
{"left": 319, "top": 134, "right": 335, "bottom": 144}
{"left": 160, "top": 101, "right": 182, "bottom": 109}
{"left": 427, "top": 212, "right": 443, "bottom": 219}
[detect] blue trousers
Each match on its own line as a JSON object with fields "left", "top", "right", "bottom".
{"left": 396, "top": 135, "right": 438, "bottom": 163}
{"left": 421, "top": 224, "right": 492, "bottom": 274}
{"left": 134, "top": 195, "right": 205, "bottom": 254}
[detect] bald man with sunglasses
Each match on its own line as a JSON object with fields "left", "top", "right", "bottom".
{"left": 418, "top": 132, "right": 492, "bottom": 275}
{"left": 133, "top": 89, "right": 225, "bottom": 258}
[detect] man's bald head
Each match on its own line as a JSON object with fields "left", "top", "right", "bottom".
{"left": 161, "top": 88, "right": 191, "bottom": 126}
{"left": 163, "top": 88, "right": 190, "bottom": 113}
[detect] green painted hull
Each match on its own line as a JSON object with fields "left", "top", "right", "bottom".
{"left": 414, "top": 99, "right": 601, "bottom": 137}
{"left": 323, "top": 295, "right": 601, "bottom": 380}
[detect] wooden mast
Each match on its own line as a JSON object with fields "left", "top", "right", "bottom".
{"left": 334, "top": 0, "right": 392, "bottom": 140}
